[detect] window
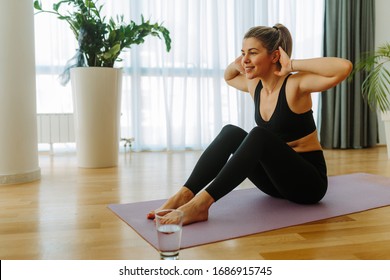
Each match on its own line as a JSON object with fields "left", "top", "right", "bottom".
{"left": 34, "top": 0, "right": 324, "bottom": 150}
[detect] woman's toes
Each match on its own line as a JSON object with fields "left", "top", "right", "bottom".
{"left": 147, "top": 212, "right": 155, "bottom": 219}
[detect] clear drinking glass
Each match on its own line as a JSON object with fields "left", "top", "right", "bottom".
{"left": 155, "top": 209, "right": 184, "bottom": 260}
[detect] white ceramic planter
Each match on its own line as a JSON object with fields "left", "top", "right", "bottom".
{"left": 71, "top": 67, "right": 122, "bottom": 168}
{"left": 382, "top": 111, "right": 390, "bottom": 159}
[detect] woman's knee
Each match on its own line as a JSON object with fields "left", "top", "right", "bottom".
{"left": 248, "top": 126, "right": 270, "bottom": 137}
{"left": 246, "top": 126, "right": 276, "bottom": 146}
{"left": 219, "top": 124, "right": 247, "bottom": 141}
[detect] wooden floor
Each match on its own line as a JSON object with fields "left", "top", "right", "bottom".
{"left": 1, "top": 146, "right": 390, "bottom": 260}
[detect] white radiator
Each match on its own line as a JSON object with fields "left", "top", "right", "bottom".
{"left": 37, "top": 113, "right": 75, "bottom": 148}
{"left": 37, "top": 113, "right": 133, "bottom": 153}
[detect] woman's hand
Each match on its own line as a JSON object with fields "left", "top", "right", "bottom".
{"left": 234, "top": 55, "right": 245, "bottom": 74}
{"left": 274, "top": 46, "right": 292, "bottom": 76}
{"left": 224, "top": 55, "right": 250, "bottom": 93}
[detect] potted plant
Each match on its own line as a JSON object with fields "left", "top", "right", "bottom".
{"left": 34, "top": 0, "right": 171, "bottom": 167}
{"left": 353, "top": 43, "right": 390, "bottom": 158}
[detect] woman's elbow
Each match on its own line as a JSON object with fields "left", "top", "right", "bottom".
{"left": 340, "top": 59, "right": 353, "bottom": 79}
{"left": 328, "top": 60, "right": 353, "bottom": 89}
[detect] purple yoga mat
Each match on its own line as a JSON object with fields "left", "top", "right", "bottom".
{"left": 108, "top": 173, "right": 390, "bottom": 249}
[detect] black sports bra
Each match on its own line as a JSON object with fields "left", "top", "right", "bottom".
{"left": 254, "top": 74, "right": 316, "bottom": 142}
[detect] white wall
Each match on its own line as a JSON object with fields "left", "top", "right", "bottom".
{"left": 0, "top": 0, "right": 40, "bottom": 184}
{"left": 375, "top": 0, "right": 390, "bottom": 144}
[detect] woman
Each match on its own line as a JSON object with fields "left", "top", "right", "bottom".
{"left": 147, "top": 24, "right": 352, "bottom": 225}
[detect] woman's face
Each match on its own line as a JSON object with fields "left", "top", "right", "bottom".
{"left": 241, "top": 37, "right": 274, "bottom": 79}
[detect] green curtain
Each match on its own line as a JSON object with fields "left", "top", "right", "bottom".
{"left": 319, "top": 0, "right": 377, "bottom": 149}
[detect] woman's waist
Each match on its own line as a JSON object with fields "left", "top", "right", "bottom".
{"left": 287, "top": 130, "right": 322, "bottom": 153}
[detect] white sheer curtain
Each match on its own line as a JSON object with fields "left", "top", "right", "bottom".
{"left": 34, "top": 0, "right": 324, "bottom": 151}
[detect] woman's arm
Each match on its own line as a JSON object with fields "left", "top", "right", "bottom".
{"left": 224, "top": 56, "right": 249, "bottom": 93}
{"left": 275, "top": 47, "right": 353, "bottom": 95}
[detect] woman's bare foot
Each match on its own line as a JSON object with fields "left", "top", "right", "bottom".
{"left": 147, "top": 187, "right": 194, "bottom": 219}
{"left": 176, "top": 190, "right": 215, "bottom": 225}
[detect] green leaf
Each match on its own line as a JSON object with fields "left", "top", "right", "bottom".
{"left": 108, "top": 30, "right": 117, "bottom": 42}
{"left": 33, "top": 1, "right": 42, "bottom": 10}
{"left": 109, "top": 18, "right": 116, "bottom": 29}
{"left": 102, "top": 43, "right": 121, "bottom": 59}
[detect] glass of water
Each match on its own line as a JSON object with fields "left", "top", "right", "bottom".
{"left": 155, "top": 209, "right": 184, "bottom": 260}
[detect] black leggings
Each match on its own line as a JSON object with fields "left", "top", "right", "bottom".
{"left": 184, "top": 124, "right": 328, "bottom": 204}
